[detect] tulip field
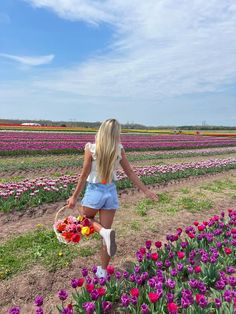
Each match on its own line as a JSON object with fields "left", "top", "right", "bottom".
{"left": 1, "top": 132, "right": 236, "bottom": 156}
{"left": 1, "top": 130, "right": 236, "bottom": 314}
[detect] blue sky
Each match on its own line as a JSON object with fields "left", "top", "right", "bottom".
{"left": 0, "top": 0, "right": 236, "bottom": 126}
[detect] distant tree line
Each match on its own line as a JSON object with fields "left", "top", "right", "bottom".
{"left": 0, "top": 118, "right": 235, "bottom": 130}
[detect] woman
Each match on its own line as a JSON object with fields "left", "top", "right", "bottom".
{"left": 67, "top": 118, "right": 158, "bottom": 278}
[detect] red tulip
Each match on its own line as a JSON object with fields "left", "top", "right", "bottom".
{"left": 71, "top": 234, "right": 81, "bottom": 243}
{"left": 148, "top": 292, "right": 160, "bottom": 303}
{"left": 194, "top": 266, "right": 201, "bottom": 273}
{"left": 188, "top": 233, "right": 195, "bottom": 239}
{"left": 107, "top": 265, "right": 115, "bottom": 275}
{"left": 151, "top": 253, "right": 159, "bottom": 261}
{"left": 57, "top": 222, "right": 67, "bottom": 232}
{"left": 167, "top": 302, "right": 178, "bottom": 313}
{"left": 86, "top": 284, "right": 94, "bottom": 293}
{"left": 196, "top": 294, "right": 204, "bottom": 304}
{"left": 198, "top": 225, "right": 205, "bottom": 231}
{"left": 97, "top": 287, "right": 106, "bottom": 296}
{"left": 193, "top": 221, "right": 199, "bottom": 226}
{"left": 82, "top": 218, "right": 91, "bottom": 227}
{"left": 130, "top": 288, "right": 139, "bottom": 297}
{"left": 68, "top": 303, "right": 73, "bottom": 310}
{"left": 62, "top": 232, "right": 73, "bottom": 241}
{"left": 78, "top": 278, "right": 84, "bottom": 287}
{"left": 177, "top": 251, "right": 185, "bottom": 259}
{"left": 224, "top": 247, "right": 232, "bottom": 255}
{"left": 155, "top": 241, "right": 162, "bottom": 248}
{"left": 139, "top": 247, "right": 146, "bottom": 255}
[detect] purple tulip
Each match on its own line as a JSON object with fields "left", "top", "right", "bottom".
{"left": 215, "top": 280, "right": 226, "bottom": 290}
{"left": 115, "top": 271, "right": 122, "bottom": 279}
{"left": 166, "top": 278, "right": 176, "bottom": 289}
{"left": 71, "top": 278, "right": 80, "bottom": 288}
{"left": 91, "top": 289, "right": 99, "bottom": 301}
{"left": 121, "top": 293, "right": 130, "bottom": 307}
{"left": 225, "top": 266, "right": 235, "bottom": 274}
{"left": 166, "top": 292, "right": 174, "bottom": 303}
{"left": 91, "top": 266, "right": 97, "bottom": 274}
{"left": 8, "top": 307, "right": 20, "bottom": 314}
{"left": 141, "top": 303, "right": 149, "bottom": 314}
{"left": 99, "top": 277, "right": 107, "bottom": 286}
{"left": 81, "top": 268, "right": 88, "bottom": 277}
{"left": 223, "top": 290, "right": 233, "bottom": 302}
{"left": 145, "top": 240, "right": 152, "bottom": 249}
{"left": 102, "top": 301, "right": 112, "bottom": 313}
{"left": 58, "top": 289, "right": 68, "bottom": 301}
{"left": 82, "top": 302, "right": 96, "bottom": 314}
{"left": 130, "top": 296, "right": 138, "bottom": 305}
{"left": 35, "top": 308, "right": 43, "bottom": 314}
{"left": 214, "top": 298, "right": 222, "bottom": 308}
{"left": 34, "top": 295, "right": 44, "bottom": 307}
{"left": 134, "top": 265, "right": 140, "bottom": 273}
{"left": 198, "top": 295, "right": 208, "bottom": 308}
{"left": 61, "top": 308, "right": 73, "bottom": 314}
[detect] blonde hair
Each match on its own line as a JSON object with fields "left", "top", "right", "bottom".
{"left": 95, "top": 119, "right": 121, "bottom": 183}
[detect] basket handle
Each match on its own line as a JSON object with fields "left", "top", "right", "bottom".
{"left": 55, "top": 204, "right": 68, "bottom": 224}
{"left": 54, "top": 202, "right": 83, "bottom": 224}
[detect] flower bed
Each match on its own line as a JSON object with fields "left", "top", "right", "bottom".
{"left": 1, "top": 158, "right": 236, "bottom": 212}
{"left": 1, "top": 132, "right": 236, "bottom": 156}
{"left": 1, "top": 147, "right": 236, "bottom": 173}
{"left": 8, "top": 209, "right": 236, "bottom": 314}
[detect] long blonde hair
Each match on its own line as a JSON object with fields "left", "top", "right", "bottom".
{"left": 95, "top": 119, "right": 121, "bottom": 183}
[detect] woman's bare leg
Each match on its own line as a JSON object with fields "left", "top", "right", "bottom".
{"left": 99, "top": 209, "right": 116, "bottom": 269}
{"left": 80, "top": 206, "right": 116, "bottom": 265}
{"left": 80, "top": 206, "right": 101, "bottom": 231}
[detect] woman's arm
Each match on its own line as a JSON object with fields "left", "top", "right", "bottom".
{"left": 119, "top": 148, "right": 158, "bottom": 201}
{"left": 67, "top": 148, "right": 92, "bottom": 208}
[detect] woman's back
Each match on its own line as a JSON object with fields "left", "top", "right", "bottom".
{"left": 85, "top": 142, "right": 123, "bottom": 183}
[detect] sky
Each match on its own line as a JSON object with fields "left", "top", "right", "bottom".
{"left": 0, "top": 0, "right": 236, "bottom": 126}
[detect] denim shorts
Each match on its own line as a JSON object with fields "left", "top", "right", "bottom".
{"left": 81, "top": 182, "right": 119, "bottom": 210}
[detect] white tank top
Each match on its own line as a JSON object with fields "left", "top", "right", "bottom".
{"left": 84, "top": 142, "right": 123, "bottom": 183}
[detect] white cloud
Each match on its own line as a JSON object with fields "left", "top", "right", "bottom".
{"left": 0, "top": 53, "right": 54, "bottom": 66}
{"left": 24, "top": 0, "right": 115, "bottom": 25}
{"left": 23, "top": 0, "right": 236, "bottom": 99}
{"left": 2, "top": 0, "right": 236, "bottom": 123}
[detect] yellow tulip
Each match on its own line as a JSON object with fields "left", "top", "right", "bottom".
{"left": 77, "top": 215, "right": 84, "bottom": 222}
{"left": 81, "top": 226, "right": 90, "bottom": 236}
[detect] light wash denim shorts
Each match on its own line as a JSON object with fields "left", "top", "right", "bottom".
{"left": 81, "top": 181, "right": 119, "bottom": 210}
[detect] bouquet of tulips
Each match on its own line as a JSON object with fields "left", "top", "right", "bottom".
{"left": 53, "top": 207, "right": 95, "bottom": 244}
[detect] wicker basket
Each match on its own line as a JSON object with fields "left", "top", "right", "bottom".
{"left": 53, "top": 204, "right": 83, "bottom": 245}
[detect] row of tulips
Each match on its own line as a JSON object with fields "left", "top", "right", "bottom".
{"left": 1, "top": 133, "right": 236, "bottom": 155}
{"left": 1, "top": 146, "right": 236, "bottom": 173}
{"left": 1, "top": 157, "right": 236, "bottom": 212}
{"left": 8, "top": 208, "right": 236, "bottom": 314}
{"left": 128, "top": 146, "right": 236, "bottom": 160}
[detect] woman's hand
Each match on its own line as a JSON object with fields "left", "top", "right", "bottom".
{"left": 144, "top": 189, "right": 159, "bottom": 201}
{"left": 67, "top": 195, "right": 77, "bottom": 209}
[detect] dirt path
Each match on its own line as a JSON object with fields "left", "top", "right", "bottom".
{"left": 1, "top": 169, "right": 236, "bottom": 313}
{"left": 1, "top": 169, "right": 236, "bottom": 243}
